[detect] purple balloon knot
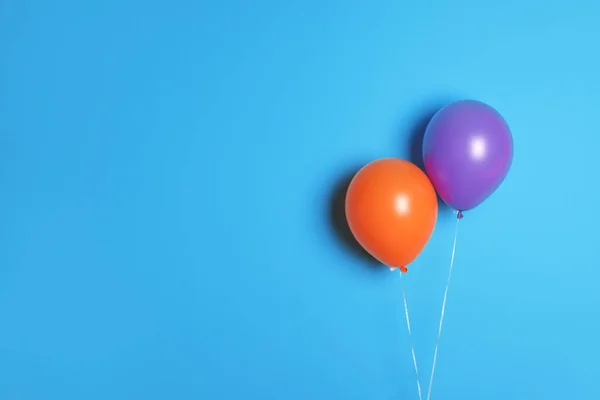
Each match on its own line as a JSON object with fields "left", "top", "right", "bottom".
{"left": 457, "top": 211, "right": 464, "bottom": 219}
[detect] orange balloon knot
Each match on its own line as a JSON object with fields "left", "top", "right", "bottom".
{"left": 457, "top": 211, "right": 464, "bottom": 219}
{"left": 399, "top": 266, "right": 408, "bottom": 273}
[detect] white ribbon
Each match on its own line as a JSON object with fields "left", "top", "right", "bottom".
{"left": 427, "top": 216, "right": 460, "bottom": 400}
{"left": 398, "top": 215, "right": 461, "bottom": 400}
{"left": 400, "top": 272, "right": 423, "bottom": 400}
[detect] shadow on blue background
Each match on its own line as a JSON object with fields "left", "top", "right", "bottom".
{"left": 1, "top": 0, "right": 599, "bottom": 399}
{"left": 328, "top": 165, "right": 380, "bottom": 267}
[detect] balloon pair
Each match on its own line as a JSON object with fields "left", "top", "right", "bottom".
{"left": 345, "top": 100, "right": 513, "bottom": 272}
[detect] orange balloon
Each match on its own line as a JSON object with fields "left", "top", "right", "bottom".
{"left": 345, "top": 158, "right": 438, "bottom": 272}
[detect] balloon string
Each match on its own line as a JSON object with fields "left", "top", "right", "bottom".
{"left": 400, "top": 273, "right": 423, "bottom": 400}
{"left": 426, "top": 216, "right": 460, "bottom": 400}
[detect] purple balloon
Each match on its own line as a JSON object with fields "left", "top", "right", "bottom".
{"left": 422, "top": 100, "right": 513, "bottom": 214}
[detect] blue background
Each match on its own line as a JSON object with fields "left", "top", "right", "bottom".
{"left": 1, "top": 1, "right": 598, "bottom": 399}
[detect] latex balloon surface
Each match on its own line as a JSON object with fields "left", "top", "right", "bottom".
{"left": 345, "top": 158, "right": 438, "bottom": 272}
{"left": 423, "top": 100, "right": 513, "bottom": 213}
